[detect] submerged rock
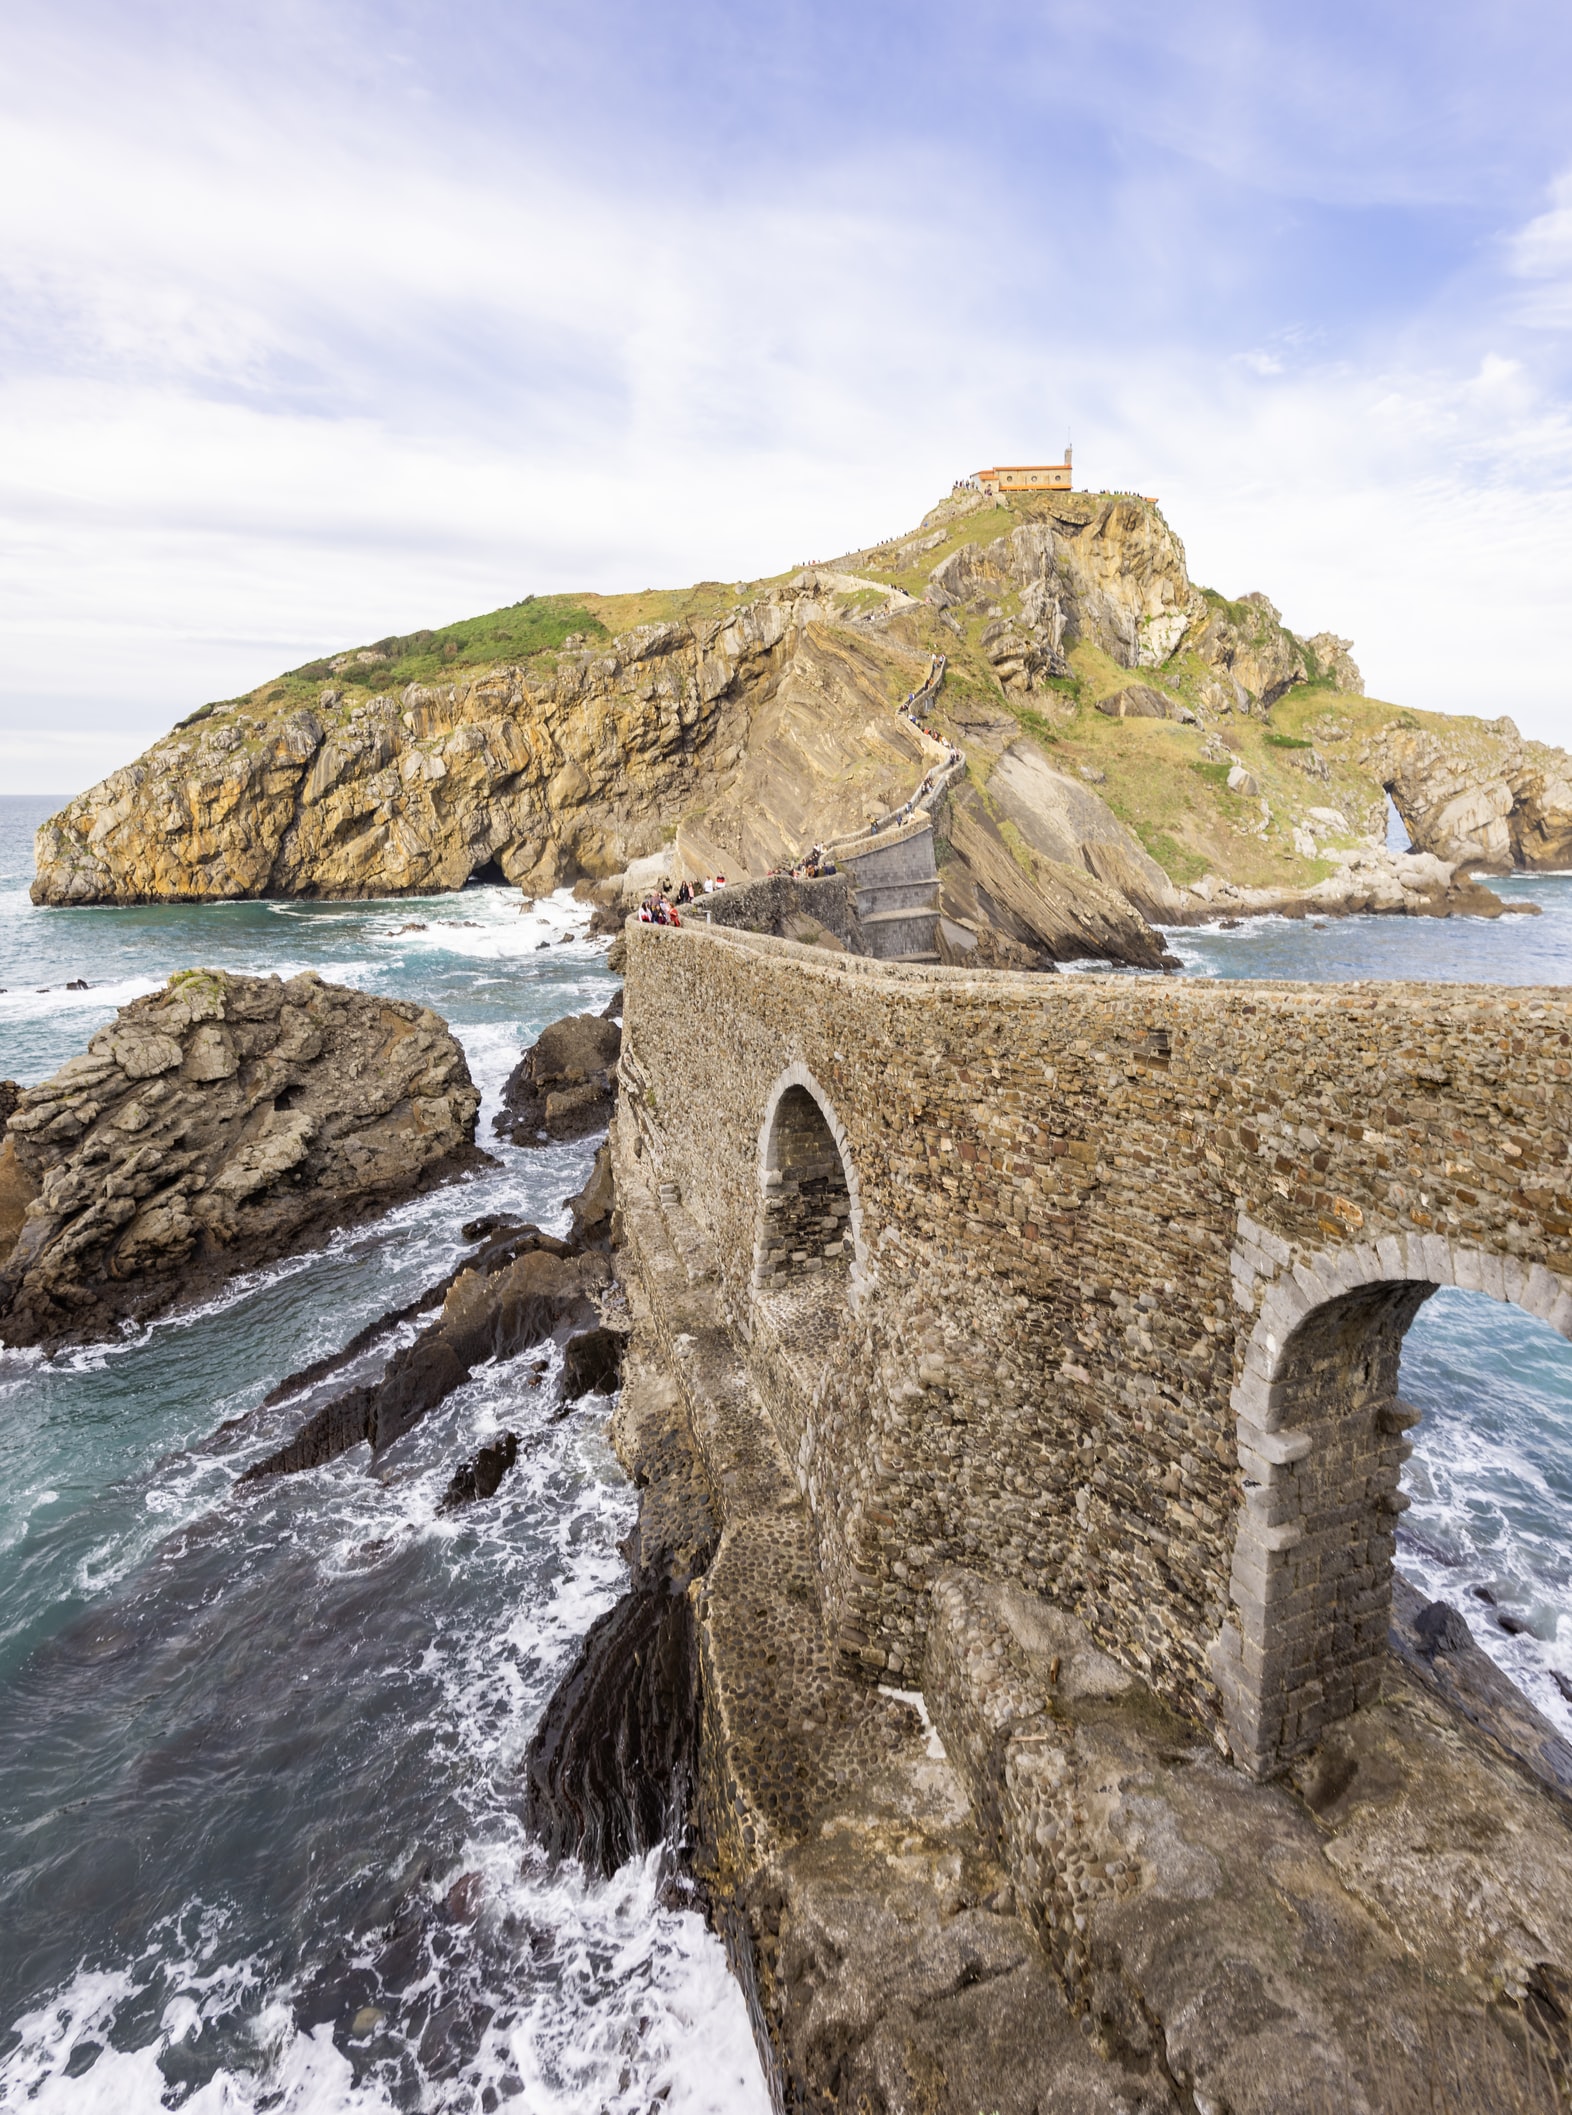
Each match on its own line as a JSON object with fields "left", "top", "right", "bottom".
{"left": 239, "top": 1030, "right": 627, "bottom": 1480}
{"left": 0, "top": 971, "right": 483, "bottom": 1352}
{"left": 561, "top": 1323, "right": 624, "bottom": 1398}
{"left": 494, "top": 1012, "right": 621, "bottom": 1146}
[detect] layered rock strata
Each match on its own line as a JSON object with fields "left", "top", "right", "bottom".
{"left": 30, "top": 486, "right": 1572, "bottom": 961}
{"left": 1367, "top": 718, "right": 1572, "bottom": 872}
{"left": 29, "top": 596, "right": 955, "bottom": 906}
{"left": 0, "top": 971, "right": 482, "bottom": 1351}
{"left": 242, "top": 1218, "right": 617, "bottom": 1478}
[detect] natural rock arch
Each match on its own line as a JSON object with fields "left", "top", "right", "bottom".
{"left": 751, "top": 1064, "right": 864, "bottom": 1310}
{"left": 1213, "top": 1231, "right": 1572, "bottom": 1778}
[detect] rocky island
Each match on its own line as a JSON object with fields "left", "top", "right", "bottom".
{"left": 0, "top": 971, "right": 482, "bottom": 1350}
{"left": 28, "top": 486, "right": 1572, "bottom": 968}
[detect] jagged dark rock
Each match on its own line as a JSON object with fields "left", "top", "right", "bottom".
{"left": 240, "top": 997, "right": 628, "bottom": 1481}
{"left": 242, "top": 1233, "right": 608, "bottom": 1480}
{"left": 561, "top": 1324, "right": 625, "bottom": 1399}
{"left": 1390, "top": 1573, "right": 1572, "bottom": 1799}
{"left": 494, "top": 1013, "right": 621, "bottom": 1147}
{"left": 521, "top": 1584, "right": 701, "bottom": 1875}
{"left": 1413, "top": 1596, "right": 1476, "bottom": 1658}
{"left": 521, "top": 1351, "right": 717, "bottom": 1876}
{"left": 256, "top": 1283, "right": 452, "bottom": 1413}
{"left": 439, "top": 1431, "right": 519, "bottom": 1510}
{"left": 565, "top": 1142, "right": 615, "bottom": 1252}
{"left": 0, "top": 971, "right": 483, "bottom": 1351}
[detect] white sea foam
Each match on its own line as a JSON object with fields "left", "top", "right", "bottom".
{"left": 1, "top": 1332, "right": 769, "bottom": 2115}
{"left": 1, "top": 1858, "right": 767, "bottom": 2115}
{"left": 3, "top": 1962, "right": 396, "bottom": 2113}
{"left": 0, "top": 970, "right": 162, "bottom": 1023}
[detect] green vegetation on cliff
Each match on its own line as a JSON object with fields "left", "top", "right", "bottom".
{"left": 30, "top": 484, "right": 1572, "bottom": 918}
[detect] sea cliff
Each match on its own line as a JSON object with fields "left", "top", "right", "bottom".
{"left": 31, "top": 489, "right": 1572, "bottom": 965}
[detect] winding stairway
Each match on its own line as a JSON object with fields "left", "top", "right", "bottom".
{"left": 819, "top": 655, "right": 963, "bottom": 962}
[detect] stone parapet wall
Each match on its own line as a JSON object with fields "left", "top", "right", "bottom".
{"left": 619, "top": 919, "right": 1572, "bottom": 1772}
{"left": 700, "top": 871, "right": 865, "bottom": 949}
{"left": 837, "top": 818, "right": 942, "bottom": 959}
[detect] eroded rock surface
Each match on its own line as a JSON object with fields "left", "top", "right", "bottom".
{"left": 0, "top": 972, "right": 481, "bottom": 1351}
{"left": 1366, "top": 718, "right": 1572, "bottom": 872}
{"left": 494, "top": 1012, "right": 621, "bottom": 1146}
{"left": 1187, "top": 844, "right": 1538, "bottom": 924}
{"left": 29, "top": 593, "right": 957, "bottom": 908}
{"left": 924, "top": 1567, "right": 1572, "bottom": 2112}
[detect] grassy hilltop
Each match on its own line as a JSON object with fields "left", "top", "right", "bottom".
{"left": 34, "top": 486, "right": 1568, "bottom": 918}
{"left": 191, "top": 499, "right": 1392, "bottom": 890}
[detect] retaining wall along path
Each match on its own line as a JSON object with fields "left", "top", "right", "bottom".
{"left": 617, "top": 920, "right": 1572, "bottom": 1777}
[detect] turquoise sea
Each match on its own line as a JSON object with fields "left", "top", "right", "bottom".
{"left": 0, "top": 792, "right": 1569, "bottom": 2109}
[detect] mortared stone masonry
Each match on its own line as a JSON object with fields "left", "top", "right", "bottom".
{"left": 617, "top": 919, "right": 1572, "bottom": 1778}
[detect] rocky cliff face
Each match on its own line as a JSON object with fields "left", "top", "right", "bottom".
{"left": 1365, "top": 717, "right": 1572, "bottom": 871}
{"left": 0, "top": 971, "right": 481, "bottom": 1350}
{"left": 30, "top": 487, "right": 1572, "bottom": 955}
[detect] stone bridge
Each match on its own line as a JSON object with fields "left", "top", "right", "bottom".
{"left": 616, "top": 920, "right": 1572, "bottom": 1779}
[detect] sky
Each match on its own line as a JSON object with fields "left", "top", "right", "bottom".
{"left": 3, "top": 0, "right": 1572, "bottom": 793}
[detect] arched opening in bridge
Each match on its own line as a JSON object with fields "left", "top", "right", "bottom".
{"left": 754, "top": 1083, "right": 855, "bottom": 1308}
{"left": 1221, "top": 1245, "right": 1572, "bottom": 1779}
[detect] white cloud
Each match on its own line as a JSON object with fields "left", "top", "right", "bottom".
{"left": 1, "top": 8, "right": 1570, "bottom": 799}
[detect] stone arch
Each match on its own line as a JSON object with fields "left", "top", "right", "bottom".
{"left": 1213, "top": 1230, "right": 1572, "bottom": 1779}
{"left": 752, "top": 1063, "right": 864, "bottom": 1307}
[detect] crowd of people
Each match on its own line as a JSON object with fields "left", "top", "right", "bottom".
{"left": 766, "top": 845, "right": 838, "bottom": 882}
{"left": 635, "top": 872, "right": 728, "bottom": 924}
{"left": 903, "top": 713, "right": 957, "bottom": 750}
{"left": 900, "top": 659, "right": 961, "bottom": 762}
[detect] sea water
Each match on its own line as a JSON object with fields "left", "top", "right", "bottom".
{"left": 1, "top": 803, "right": 1570, "bottom": 2112}
{"left": 0, "top": 798, "right": 769, "bottom": 2113}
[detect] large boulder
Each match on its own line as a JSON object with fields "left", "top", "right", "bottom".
{"left": 1304, "top": 631, "right": 1363, "bottom": 693}
{"left": 495, "top": 1012, "right": 621, "bottom": 1146}
{"left": 0, "top": 970, "right": 482, "bottom": 1351}
{"left": 1094, "top": 682, "right": 1186, "bottom": 722}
